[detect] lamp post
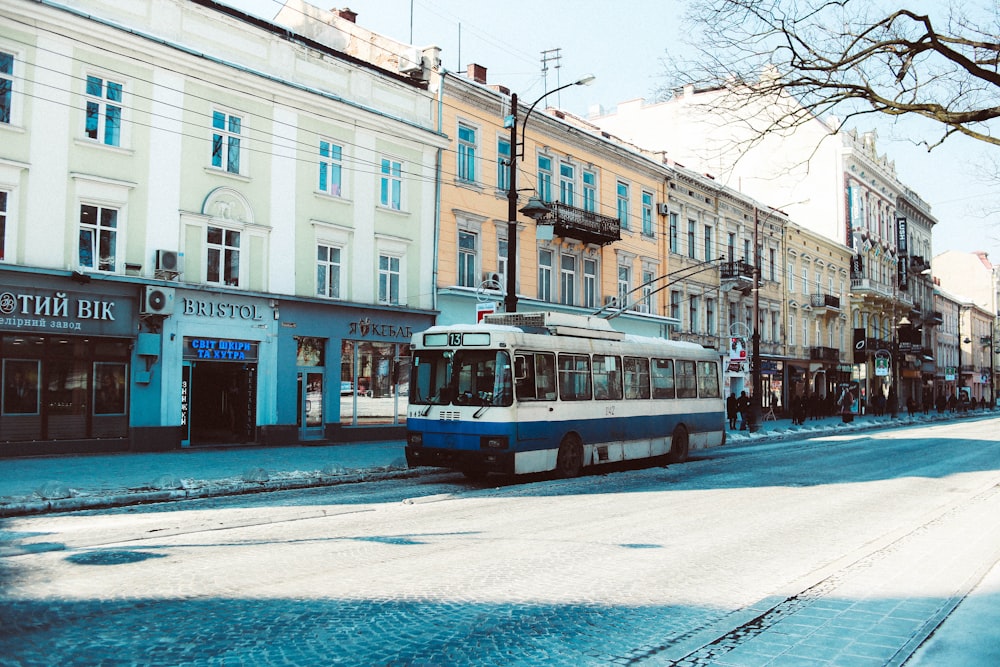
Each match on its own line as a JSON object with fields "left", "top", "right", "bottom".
{"left": 749, "top": 208, "right": 762, "bottom": 432}
{"left": 505, "top": 74, "right": 596, "bottom": 314}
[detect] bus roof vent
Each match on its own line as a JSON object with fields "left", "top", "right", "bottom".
{"left": 483, "top": 311, "right": 625, "bottom": 341}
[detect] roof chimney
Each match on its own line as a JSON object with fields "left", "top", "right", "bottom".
{"left": 467, "top": 63, "right": 487, "bottom": 84}
{"left": 333, "top": 7, "right": 357, "bottom": 23}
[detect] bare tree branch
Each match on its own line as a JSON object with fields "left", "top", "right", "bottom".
{"left": 662, "top": 0, "right": 1000, "bottom": 150}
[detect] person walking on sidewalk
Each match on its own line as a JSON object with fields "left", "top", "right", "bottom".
{"left": 727, "top": 392, "right": 738, "bottom": 430}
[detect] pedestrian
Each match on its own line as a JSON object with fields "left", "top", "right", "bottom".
{"left": 727, "top": 392, "right": 738, "bottom": 430}
{"left": 737, "top": 390, "right": 750, "bottom": 430}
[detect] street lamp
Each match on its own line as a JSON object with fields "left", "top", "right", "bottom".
{"left": 891, "top": 315, "right": 910, "bottom": 418}
{"left": 504, "top": 74, "right": 596, "bottom": 314}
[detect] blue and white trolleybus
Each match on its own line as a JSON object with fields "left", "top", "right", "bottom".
{"left": 405, "top": 311, "right": 725, "bottom": 478}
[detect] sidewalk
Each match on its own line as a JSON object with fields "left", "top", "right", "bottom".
{"left": 0, "top": 440, "right": 411, "bottom": 517}
{"left": 0, "top": 408, "right": 990, "bottom": 518}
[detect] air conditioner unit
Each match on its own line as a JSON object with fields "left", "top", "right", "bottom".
{"left": 604, "top": 295, "right": 619, "bottom": 307}
{"left": 398, "top": 47, "right": 423, "bottom": 75}
{"left": 142, "top": 285, "right": 175, "bottom": 316}
{"left": 482, "top": 271, "right": 503, "bottom": 286}
{"left": 155, "top": 249, "right": 184, "bottom": 274}
{"left": 657, "top": 203, "right": 670, "bottom": 215}
{"left": 634, "top": 303, "right": 650, "bottom": 314}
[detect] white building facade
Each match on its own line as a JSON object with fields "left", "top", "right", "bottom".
{"left": 0, "top": 0, "right": 446, "bottom": 454}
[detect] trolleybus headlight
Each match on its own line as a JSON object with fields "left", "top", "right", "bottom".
{"left": 407, "top": 432, "right": 423, "bottom": 446}
{"left": 480, "top": 435, "right": 508, "bottom": 450}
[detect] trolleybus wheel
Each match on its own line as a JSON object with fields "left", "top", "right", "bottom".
{"left": 556, "top": 433, "right": 584, "bottom": 478}
{"left": 669, "top": 425, "right": 689, "bottom": 464}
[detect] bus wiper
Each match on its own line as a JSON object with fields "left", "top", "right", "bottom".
{"left": 473, "top": 404, "right": 490, "bottom": 419}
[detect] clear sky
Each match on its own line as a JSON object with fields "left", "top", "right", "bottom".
{"left": 225, "top": 0, "right": 1000, "bottom": 264}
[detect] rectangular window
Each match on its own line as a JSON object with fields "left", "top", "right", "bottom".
{"left": 617, "top": 181, "right": 630, "bottom": 229}
{"left": 207, "top": 226, "right": 240, "bottom": 286}
{"left": 670, "top": 290, "right": 681, "bottom": 322}
{"left": 515, "top": 352, "right": 556, "bottom": 401}
{"left": 458, "top": 123, "right": 476, "bottom": 182}
{"left": 458, "top": 230, "right": 477, "bottom": 288}
{"left": 378, "top": 254, "right": 401, "bottom": 304}
{"left": 537, "top": 155, "right": 553, "bottom": 202}
{"left": 497, "top": 236, "right": 508, "bottom": 288}
{"left": 651, "top": 358, "right": 675, "bottom": 399}
{"left": 78, "top": 204, "right": 117, "bottom": 272}
{"left": 560, "top": 163, "right": 575, "bottom": 206}
{"left": 497, "top": 137, "right": 511, "bottom": 191}
{"left": 538, "top": 249, "right": 552, "bottom": 301}
{"left": 318, "top": 140, "right": 343, "bottom": 196}
{"left": 316, "top": 244, "right": 342, "bottom": 298}
{"left": 787, "top": 263, "right": 795, "bottom": 292}
{"left": 557, "top": 353, "right": 592, "bottom": 401}
{"left": 380, "top": 158, "right": 402, "bottom": 210}
{"left": 769, "top": 248, "right": 777, "bottom": 281}
{"left": 728, "top": 302, "right": 737, "bottom": 332}
{"left": 706, "top": 298, "right": 716, "bottom": 335}
{"left": 618, "top": 264, "right": 631, "bottom": 305}
{"left": 0, "top": 51, "right": 12, "bottom": 124}
{"left": 0, "top": 190, "right": 7, "bottom": 261}
{"left": 743, "top": 239, "right": 751, "bottom": 262}
{"left": 727, "top": 232, "right": 736, "bottom": 261}
{"left": 789, "top": 314, "right": 796, "bottom": 346}
{"left": 704, "top": 225, "right": 713, "bottom": 262}
{"left": 772, "top": 312, "right": 779, "bottom": 343}
{"left": 211, "top": 110, "right": 241, "bottom": 174}
{"left": 676, "top": 359, "right": 697, "bottom": 398}
{"left": 85, "top": 75, "right": 122, "bottom": 146}
{"left": 689, "top": 295, "right": 700, "bottom": 332}
{"left": 583, "top": 258, "right": 597, "bottom": 309}
{"left": 697, "top": 361, "right": 720, "bottom": 398}
{"left": 623, "top": 357, "right": 651, "bottom": 400}
{"left": 688, "top": 220, "right": 697, "bottom": 259}
{"left": 560, "top": 254, "right": 576, "bottom": 305}
{"left": 641, "top": 269, "right": 654, "bottom": 311}
{"left": 582, "top": 170, "right": 597, "bottom": 212}
{"left": 641, "top": 191, "right": 654, "bottom": 236}
{"left": 669, "top": 213, "right": 679, "bottom": 253}
{"left": 593, "top": 355, "right": 623, "bottom": 400}
{"left": 802, "top": 268, "right": 810, "bottom": 295}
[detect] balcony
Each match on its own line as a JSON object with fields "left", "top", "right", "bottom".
{"left": 925, "top": 311, "right": 944, "bottom": 326}
{"left": 546, "top": 202, "right": 621, "bottom": 246}
{"left": 810, "top": 346, "right": 840, "bottom": 362}
{"left": 850, "top": 277, "right": 894, "bottom": 298}
{"left": 809, "top": 293, "right": 841, "bottom": 315}
{"left": 720, "top": 260, "right": 755, "bottom": 281}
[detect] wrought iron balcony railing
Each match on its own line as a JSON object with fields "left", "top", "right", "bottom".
{"left": 809, "top": 294, "right": 841, "bottom": 312}
{"left": 720, "top": 260, "right": 755, "bottom": 281}
{"left": 546, "top": 202, "right": 621, "bottom": 246}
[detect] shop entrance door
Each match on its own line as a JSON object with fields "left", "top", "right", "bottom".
{"left": 298, "top": 370, "right": 325, "bottom": 440}
{"left": 188, "top": 361, "right": 257, "bottom": 444}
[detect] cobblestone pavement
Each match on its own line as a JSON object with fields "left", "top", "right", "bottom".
{"left": 2, "top": 418, "right": 1000, "bottom": 666}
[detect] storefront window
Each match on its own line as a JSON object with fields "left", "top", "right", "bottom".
{"left": 340, "top": 340, "right": 410, "bottom": 425}
{"left": 0, "top": 335, "right": 130, "bottom": 442}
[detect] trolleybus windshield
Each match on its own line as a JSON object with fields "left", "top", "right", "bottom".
{"left": 410, "top": 349, "right": 513, "bottom": 407}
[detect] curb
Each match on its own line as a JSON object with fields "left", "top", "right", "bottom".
{"left": 0, "top": 466, "right": 425, "bottom": 518}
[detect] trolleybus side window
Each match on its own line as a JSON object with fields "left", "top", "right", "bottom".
{"left": 623, "top": 356, "right": 651, "bottom": 400}
{"left": 558, "top": 353, "right": 592, "bottom": 401}
{"left": 651, "top": 358, "right": 675, "bottom": 399}
{"left": 411, "top": 351, "right": 453, "bottom": 405}
{"left": 593, "top": 354, "right": 623, "bottom": 400}
{"left": 697, "top": 360, "right": 721, "bottom": 398}
{"left": 514, "top": 352, "right": 556, "bottom": 401}
{"left": 676, "top": 359, "right": 698, "bottom": 398}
